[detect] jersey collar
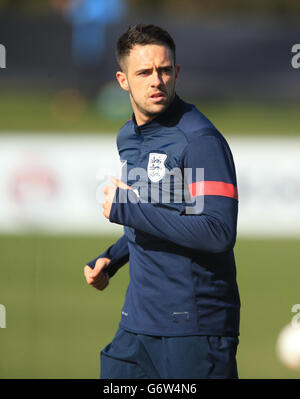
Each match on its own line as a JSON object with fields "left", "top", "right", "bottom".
{"left": 132, "top": 93, "right": 182, "bottom": 135}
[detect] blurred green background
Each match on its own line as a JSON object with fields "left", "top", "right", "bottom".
{"left": 1, "top": 90, "right": 300, "bottom": 136}
{"left": 1, "top": 0, "right": 300, "bottom": 380}
{"left": 0, "top": 92, "right": 300, "bottom": 379}
{"left": 1, "top": 234, "right": 300, "bottom": 379}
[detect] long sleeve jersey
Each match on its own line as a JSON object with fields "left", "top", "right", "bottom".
{"left": 88, "top": 94, "right": 240, "bottom": 337}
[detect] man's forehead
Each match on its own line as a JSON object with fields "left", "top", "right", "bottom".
{"left": 127, "top": 44, "right": 173, "bottom": 68}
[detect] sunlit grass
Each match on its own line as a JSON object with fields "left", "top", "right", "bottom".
{"left": 0, "top": 235, "right": 300, "bottom": 378}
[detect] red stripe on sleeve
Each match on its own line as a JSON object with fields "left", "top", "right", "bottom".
{"left": 188, "top": 181, "right": 238, "bottom": 200}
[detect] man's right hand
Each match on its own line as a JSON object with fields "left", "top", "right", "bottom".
{"left": 84, "top": 257, "right": 110, "bottom": 291}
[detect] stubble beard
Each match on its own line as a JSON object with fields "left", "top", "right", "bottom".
{"left": 129, "top": 86, "right": 175, "bottom": 123}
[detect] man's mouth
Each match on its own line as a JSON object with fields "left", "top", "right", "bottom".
{"left": 150, "top": 92, "right": 166, "bottom": 102}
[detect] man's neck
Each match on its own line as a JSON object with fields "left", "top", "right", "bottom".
{"left": 134, "top": 113, "right": 156, "bottom": 126}
{"left": 132, "top": 94, "right": 176, "bottom": 126}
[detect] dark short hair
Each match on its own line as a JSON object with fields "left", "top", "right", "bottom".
{"left": 116, "top": 24, "right": 176, "bottom": 70}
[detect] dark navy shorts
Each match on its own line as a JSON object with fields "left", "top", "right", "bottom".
{"left": 100, "top": 327, "right": 239, "bottom": 379}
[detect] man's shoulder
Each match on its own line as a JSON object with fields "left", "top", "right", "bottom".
{"left": 177, "top": 98, "right": 217, "bottom": 137}
{"left": 116, "top": 118, "right": 134, "bottom": 146}
{"left": 177, "top": 98, "right": 225, "bottom": 144}
{"left": 119, "top": 117, "right": 133, "bottom": 134}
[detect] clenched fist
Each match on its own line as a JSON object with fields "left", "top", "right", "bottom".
{"left": 84, "top": 257, "right": 110, "bottom": 291}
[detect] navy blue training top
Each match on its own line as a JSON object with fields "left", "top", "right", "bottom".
{"left": 88, "top": 94, "right": 241, "bottom": 337}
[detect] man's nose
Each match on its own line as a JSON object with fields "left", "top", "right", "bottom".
{"left": 151, "top": 71, "right": 163, "bottom": 87}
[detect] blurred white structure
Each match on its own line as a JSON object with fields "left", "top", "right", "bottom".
{"left": 0, "top": 134, "right": 300, "bottom": 236}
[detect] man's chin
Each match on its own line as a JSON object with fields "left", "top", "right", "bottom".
{"left": 147, "top": 101, "right": 169, "bottom": 115}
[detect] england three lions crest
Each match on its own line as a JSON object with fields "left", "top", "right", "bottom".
{"left": 147, "top": 153, "right": 167, "bottom": 183}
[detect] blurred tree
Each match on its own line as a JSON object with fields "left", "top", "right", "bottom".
{"left": 128, "top": 0, "right": 300, "bottom": 16}
{"left": 0, "top": 0, "right": 51, "bottom": 13}
{"left": 0, "top": 0, "right": 299, "bottom": 15}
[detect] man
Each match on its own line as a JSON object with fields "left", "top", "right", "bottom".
{"left": 84, "top": 24, "right": 241, "bottom": 379}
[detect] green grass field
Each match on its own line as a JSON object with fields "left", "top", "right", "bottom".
{"left": 1, "top": 90, "right": 300, "bottom": 136}
{"left": 0, "top": 234, "right": 300, "bottom": 379}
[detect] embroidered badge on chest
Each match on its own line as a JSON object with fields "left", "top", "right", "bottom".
{"left": 147, "top": 153, "right": 167, "bottom": 183}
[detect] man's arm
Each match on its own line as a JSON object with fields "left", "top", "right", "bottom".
{"left": 86, "top": 234, "right": 129, "bottom": 278}
{"left": 84, "top": 234, "right": 129, "bottom": 291}
{"left": 108, "top": 134, "right": 238, "bottom": 254}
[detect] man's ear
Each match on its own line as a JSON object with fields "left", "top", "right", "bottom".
{"left": 116, "top": 71, "right": 129, "bottom": 92}
{"left": 175, "top": 64, "right": 180, "bottom": 80}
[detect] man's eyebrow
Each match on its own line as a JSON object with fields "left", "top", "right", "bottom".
{"left": 135, "top": 65, "right": 173, "bottom": 74}
{"left": 135, "top": 67, "right": 152, "bottom": 74}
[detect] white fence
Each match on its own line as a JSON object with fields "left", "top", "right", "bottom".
{"left": 0, "top": 134, "right": 299, "bottom": 237}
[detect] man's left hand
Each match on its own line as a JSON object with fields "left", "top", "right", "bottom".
{"left": 102, "top": 176, "right": 130, "bottom": 219}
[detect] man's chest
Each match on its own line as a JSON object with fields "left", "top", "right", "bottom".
{"left": 118, "top": 127, "right": 187, "bottom": 191}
